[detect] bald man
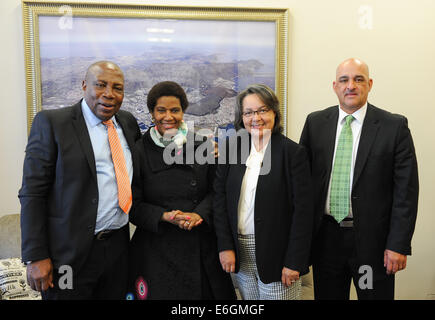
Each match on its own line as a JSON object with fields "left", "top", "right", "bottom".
{"left": 19, "top": 61, "right": 141, "bottom": 299}
{"left": 299, "top": 58, "right": 419, "bottom": 300}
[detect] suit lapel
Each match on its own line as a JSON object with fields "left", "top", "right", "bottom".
{"left": 234, "top": 133, "right": 249, "bottom": 193}
{"left": 323, "top": 107, "right": 339, "bottom": 182}
{"left": 353, "top": 103, "right": 380, "bottom": 187}
{"left": 71, "top": 101, "right": 97, "bottom": 182}
{"left": 227, "top": 133, "right": 249, "bottom": 214}
{"left": 255, "top": 133, "right": 279, "bottom": 206}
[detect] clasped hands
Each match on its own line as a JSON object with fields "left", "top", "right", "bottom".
{"left": 162, "top": 210, "right": 203, "bottom": 231}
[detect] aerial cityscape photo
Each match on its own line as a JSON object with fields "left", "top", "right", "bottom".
{"left": 39, "top": 16, "right": 276, "bottom": 133}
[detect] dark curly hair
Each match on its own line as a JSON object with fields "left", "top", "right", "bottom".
{"left": 146, "top": 81, "right": 189, "bottom": 113}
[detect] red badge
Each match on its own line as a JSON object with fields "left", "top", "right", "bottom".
{"left": 135, "top": 276, "right": 148, "bottom": 300}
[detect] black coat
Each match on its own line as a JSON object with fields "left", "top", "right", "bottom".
{"left": 213, "top": 132, "right": 314, "bottom": 283}
{"left": 19, "top": 101, "right": 140, "bottom": 273}
{"left": 129, "top": 129, "right": 236, "bottom": 300}
{"left": 299, "top": 103, "right": 419, "bottom": 280}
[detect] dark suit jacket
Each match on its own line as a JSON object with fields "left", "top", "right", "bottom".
{"left": 299, "top": 103, "right": 419, "bottom": 279}
{"left": 213, "top": 132, "right": 314, "bottom": 283}
{"left": 18, "top": 100, "right": 141, "bottom": 273}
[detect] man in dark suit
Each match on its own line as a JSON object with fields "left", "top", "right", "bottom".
{"left": 18, "top": 61, "right": 141, "bottom": 299}
{"left": 299, "top": 58, "right": 418, "bottom": 300}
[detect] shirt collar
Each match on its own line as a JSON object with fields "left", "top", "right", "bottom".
{"left": 250, "top": 135, "right": 270, "bottom": 156}
{"left": 81, "top": 99, "right": 119, "bottom": 128}
{"left": 338, "top": 102, "right": 367, "bottom": 125}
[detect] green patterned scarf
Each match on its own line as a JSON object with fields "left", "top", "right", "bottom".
{"left": 150, "top": 120, "right": 188, "bottom": 149}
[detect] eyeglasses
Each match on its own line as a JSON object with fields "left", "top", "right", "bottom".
{"left": 242, "top": 107, "right": 271, "bottom": 118}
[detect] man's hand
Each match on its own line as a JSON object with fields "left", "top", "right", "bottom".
{"left": 219, "top": 250, "right": 236, "bottom": 273}
{"left": 281, "top": 267, "right": 300, "bottom": 287}
{"left": 26, "top": 258, "right": 54, "bottom": 292}
{"left": 384, "top": 249, "right": 407, "bottom": 275}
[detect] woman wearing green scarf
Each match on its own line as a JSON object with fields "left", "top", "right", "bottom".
{"left": 128, "top": 81, "right": 236, "bottom": 300}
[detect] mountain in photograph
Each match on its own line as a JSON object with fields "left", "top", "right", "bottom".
{"left": 40, "top": 49, "right": 273, "bottom": 132}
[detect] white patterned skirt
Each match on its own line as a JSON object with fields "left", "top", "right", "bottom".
{"left": 234, "top": 234, "right": 301, "bottom": 300}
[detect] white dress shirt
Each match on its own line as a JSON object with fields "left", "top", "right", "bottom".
{"left": 325, "top": 103, "right": 367, "bottom": 218}
{"left": 237, "top": 138, "right": 270, "bottom": 235}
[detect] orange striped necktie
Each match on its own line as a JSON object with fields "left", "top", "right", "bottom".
{"left": 103, "top": 119, "right": 132, "bottom": 214}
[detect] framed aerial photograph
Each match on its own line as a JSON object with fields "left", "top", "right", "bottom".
{"left": 22, "top": 1, "right": 288, "bottom": 134}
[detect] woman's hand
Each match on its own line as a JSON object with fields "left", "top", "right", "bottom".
{"left": 219, "top": 250, "right": 236, "bottom": 273}
{"left": 175, "top": 211, "right": 203, "bottom": 231}
{"left": 281, "top": 267, "right": 300, "bottom": 287}
{"left": 162, "top": 210, "right": 203, "bottom": 231}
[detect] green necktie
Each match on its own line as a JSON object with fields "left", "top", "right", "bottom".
{"left": 330, "top": 115, "right": 354, "bottom": 223}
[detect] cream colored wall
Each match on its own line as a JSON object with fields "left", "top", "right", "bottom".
{"left": 0, "top": 0, "right": 434, "bottom": 299}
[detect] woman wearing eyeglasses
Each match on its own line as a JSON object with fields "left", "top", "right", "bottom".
{"left": 213, "top": 84, "right": 314, "bottom": 300}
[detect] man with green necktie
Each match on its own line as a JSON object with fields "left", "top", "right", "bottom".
{"left": 299, "top": 58, "right": 419, "bottom": 300}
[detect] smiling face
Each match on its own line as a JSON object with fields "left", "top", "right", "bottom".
{"left": 152, "top": 96, "right": 184, "bottom": 136}
{"left": 241, "top": 93, "right": 275, "bottom": 139}
{"left": 82, "top": 62, "right": 124, "bottom": 121}
{"left": 333, "top": 58, "right": 373, "bottom": 113}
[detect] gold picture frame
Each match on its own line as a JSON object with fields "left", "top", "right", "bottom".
{"left": 22, "top": 1, "right": 288, "bottom": 134}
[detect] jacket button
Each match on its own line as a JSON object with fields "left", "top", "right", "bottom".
{"left": 92, "top": 198, "right": 98, "bottom": 204}
{"left": 190, "top": 180, "right": 197, "bottom": 187}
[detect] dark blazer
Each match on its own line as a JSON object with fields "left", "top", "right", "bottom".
{"left": 18, "top": 100, "right": 141, "bottom": 273}
{"left": 129, "top": 130, "right": 236, "bottom": 300}
{"left": 213, "top": 132, "right": 314, "bottom": 284}
{"left": 299, "top": 103, "right": 419, "bottom": 279}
